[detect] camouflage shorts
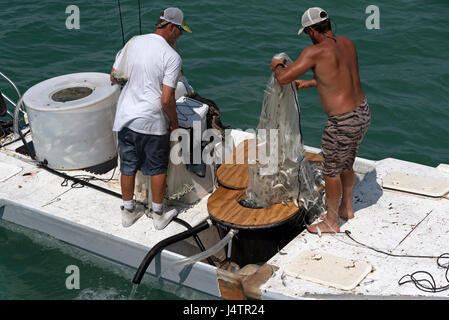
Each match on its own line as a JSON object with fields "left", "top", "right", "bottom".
{"left": 321, "top": 98, "right": 371, "bottom": 177}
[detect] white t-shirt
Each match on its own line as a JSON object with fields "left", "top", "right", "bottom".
{"left": 112, "top": 34, "right": 182, "bottom": 135}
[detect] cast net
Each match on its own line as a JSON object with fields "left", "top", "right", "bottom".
{"left": 242, "top": 53, "right": 326, "bottom": 221}
{"left": 166, "top": 141, "right": 195, "bottom": 201}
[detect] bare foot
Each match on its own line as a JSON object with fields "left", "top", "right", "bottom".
{"left": 306, "top": 220, "right": 340, "bottom": 234}
{"left": 338, "top": 203, "right": 354, "bottom": 220}
{"left": 320, "top": 205, "right": 354, "bottom": 221}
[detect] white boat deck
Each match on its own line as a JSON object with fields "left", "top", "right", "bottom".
{"left": 1, "top": 134, "right": 449, "bottom": 299}
{"left": 0, "top": 149, "right": 213, "bottom": 250}
{"left": 263, "top": 153, "right": 449, "bottom": 299}
{"left": 0, "top": 138, "right": 222, "bottom": 297}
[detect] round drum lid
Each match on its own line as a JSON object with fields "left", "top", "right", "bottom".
{"left": 23, "top": 72, "right": 118, "bottom": 112}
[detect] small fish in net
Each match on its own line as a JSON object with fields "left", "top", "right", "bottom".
{"left": 243, "top": 53, "right": 325, "bottom": 220}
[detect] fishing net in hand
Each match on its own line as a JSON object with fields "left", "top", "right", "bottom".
{"left": 243, "top": 53, "right": 325, "bottom": 221}
{"left": 166, "top": 141, "right": 195, "bottom": 201}
{"left": 112, "top": 36, "right": 136, "bottom": 85}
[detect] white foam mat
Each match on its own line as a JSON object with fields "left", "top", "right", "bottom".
{"left": 284, "top": 250, "right": 372, "bottom": 291}
{"left": 383, "top": 172, "right": 449, "bottom": 198}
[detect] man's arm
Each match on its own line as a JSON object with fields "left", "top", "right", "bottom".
{"left": 161, "top": 84, "right": 179, "bottom": 131}
{"left": 110, "top": 68, "right": 119, "bottom": 84}
{"left": 295, "top": 79, "right": 317, "bottom": 90}
{"left": 270, "top": 46, "right": 316, "bottom": 85}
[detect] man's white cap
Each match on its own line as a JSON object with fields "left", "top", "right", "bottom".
{"left": 160, "top": 7, "right": 192, "bottom": 33}
{"left": 297, "top": 7, "right": 329, "bottom": 36}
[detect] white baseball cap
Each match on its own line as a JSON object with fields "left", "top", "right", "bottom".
{"left": 297, "top": 7, "right": 329, "bottom": 36}
{"left": 160, "top": 7, "right": 192, "bottom": 33}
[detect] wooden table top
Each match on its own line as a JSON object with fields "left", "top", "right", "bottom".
{"left": 207, "top": 187, "right": 301, "bottom": 229}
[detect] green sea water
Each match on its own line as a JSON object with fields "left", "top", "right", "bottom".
{"left": 0, "top": 219, "right": 216, "bottom": 300}
{"left": 0, "top": 0, "right": 448, "bottom": 299}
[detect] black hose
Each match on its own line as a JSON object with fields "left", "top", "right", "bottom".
{"left": 173, "top": 217, "right": 215, "bottom": 266}
{"left": 132, "top": 220, "right": 212, "bottom": 285}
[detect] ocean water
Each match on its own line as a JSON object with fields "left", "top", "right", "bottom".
{"left": 0, "top": 0, "right": 448, "bottom": 299}
{"left": 0, "top": 219, "right": 217, "bottom": 300}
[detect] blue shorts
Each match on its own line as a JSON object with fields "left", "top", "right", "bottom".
{"left": 118, "top": 127, "right": 170, "bottom": 176}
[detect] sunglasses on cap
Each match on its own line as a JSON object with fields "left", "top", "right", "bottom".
{"left": 173, "top": 23, "right": 183, "bottom": 33}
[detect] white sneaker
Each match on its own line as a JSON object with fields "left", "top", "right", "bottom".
{"left": 121, "top": 203, "right": 146, "bottom": 228}
{"left": 152, "top": 208, "right": 178, "bottom": 230}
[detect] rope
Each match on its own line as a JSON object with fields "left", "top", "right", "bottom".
{"left": 137, "top": 0, "right": 142, "bottom": 35}
{"left": 398, "top": 254, "right": 449, "bottom": 293}
{"left": 117, "top": 0, "right": 125, "bottom": 45}
{"left": 61, "top": 167, "right": 117, "bottom": 189}
{"left": 345, "top": 223, "right": 449, "bottom": 293}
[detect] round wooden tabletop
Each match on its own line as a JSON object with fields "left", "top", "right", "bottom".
{"left": 207, "top": 187, "right": 301, "bottom": 229}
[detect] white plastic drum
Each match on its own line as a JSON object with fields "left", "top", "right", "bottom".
{"left": 23, "top": 72, "right": 120, "bottom": 170}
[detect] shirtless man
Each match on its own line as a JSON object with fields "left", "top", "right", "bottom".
{"left": 270, "top": 7, "right": 370, "bottom": 234}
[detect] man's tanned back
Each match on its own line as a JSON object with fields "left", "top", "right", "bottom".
{"left": 312, "top": 36, "right": 365, "bottom": 116}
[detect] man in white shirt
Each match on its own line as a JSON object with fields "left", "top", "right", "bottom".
{"left": 110, "top": 7, "right": 192, "bottom": 229}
